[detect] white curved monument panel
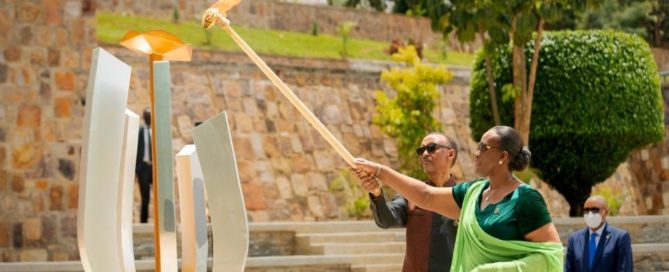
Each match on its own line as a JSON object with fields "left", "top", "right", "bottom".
{"left": 176, "top": 145, "right": 209, "bottom": 272}
{"left": 77, "top": 48, "right": 132, "bottom": 272}
{"left": 118, "top": 110, "right": 139, "bottom": 272}
{"left": 192, "top": 112, "right": 249, "bottom": 272}
{"left": 153, "top": 61, "right": 178, "bottom": 272}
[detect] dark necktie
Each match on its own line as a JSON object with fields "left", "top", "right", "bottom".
{"left": 588, "top": 233, "right": 598, "bottom": 270}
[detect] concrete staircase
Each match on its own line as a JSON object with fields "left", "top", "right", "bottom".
{"left": 289, "top": 216, "right": 669, "bottom": 271}
{"left": 273, "top": 217, "right": 669, "bottom": 271}
{"left": 1, "top": 216, "right": 668, "bottom": 271}
{"left": 292, "top": 222, "right": 405, "bottom": 271}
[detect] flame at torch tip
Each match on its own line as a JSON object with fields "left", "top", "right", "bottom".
{"left": 202, "top": 0, "right": 240, "bottom": 28}
{"left": 201, "top": 9, "right": 218, "bottom": 29}
{"left": 209, "top": 0, "right": 241, "bottom": 13}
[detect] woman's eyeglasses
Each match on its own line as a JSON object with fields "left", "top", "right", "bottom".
{"left": 477, "top": 142, "right": 498, "bottom": 153}
{"left": 416, "top": 143, "right": 450, "bottom": 155}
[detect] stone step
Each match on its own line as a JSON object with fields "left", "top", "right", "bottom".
{"left": 133, "top": 216, "right": 669, "bottom": 244}
{"left": 128, "top": 217, "right": 668, "bottom": 260}
{"left": 351, "top": 263, "right": 404, "bottom": 272}
{"left": 296, "top": 231, "right": 405, "bottom": 244}
{"left": 0, "top": 254, "right": 405, "bottom": 272}
{"left": 310, "top": 242, "right": 406, "bottom": 255}
{"left": 552, "top": 216, "right": 669, "bottom": 244}
{"left": 249, "top": 221, "right": 384, "bottom": 234}
{"left": 250, "top": 254, "right": 405, "bottom": 266}
{"left": 246, "top": 216, "right": 669, "bottom": 244}
{"left": 2, "top": 245, "right": 667, "bottom": 271}
{"left": 250, "top": 217, "right": 669, "bottom": 243}
{"left": 632, "top": 243, "right": 669, "bottom": 253}
{"left": 632, "top": 244, "right": 669, "bottom": 271}
{"left": 244, "top": 217, "right": 668, "bottom": 233}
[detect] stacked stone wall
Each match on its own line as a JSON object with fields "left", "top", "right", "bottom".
{"left": 0, "top": 0, "right": 97, "bottom": 262}
{"left": 97, "top": 0, "right": 446, "bottom": 47}
{"left": 107, "top": 46, "right": 477, "bottom": 223}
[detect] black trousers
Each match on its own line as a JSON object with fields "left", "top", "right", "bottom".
{"left": 136, "top": 163, "right": 153, "bottom": 223}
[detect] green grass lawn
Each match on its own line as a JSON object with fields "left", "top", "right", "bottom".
{"left": 96, "top": 12, "right": 475, "bottom": 66}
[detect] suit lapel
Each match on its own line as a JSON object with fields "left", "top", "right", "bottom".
{"left": 582, "top": 229, "right": 590, "bottom": 271}
{"left": 591, "top": 224, "right": 610, "bottom": 271}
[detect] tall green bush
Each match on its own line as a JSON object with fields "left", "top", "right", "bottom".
{"left": 374, "top": 46, "right": 453, "bottom": 180}
{"left": 470, "top": 30, "right": 664, "bottom": 216}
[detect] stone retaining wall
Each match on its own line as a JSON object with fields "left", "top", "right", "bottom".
{"left": 635, "top": 251, "right": 669, "bottom": 271}
{"left": 0, "top": 0, "right": 97, "bottom": 262}
{"left": 96, "top": 0, "right": 444, "bottom": 45}
{"left": 104, "top": 45, "right": 478, "bottom": 223}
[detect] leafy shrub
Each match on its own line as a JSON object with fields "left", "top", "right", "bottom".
{"left": 328, "top": 169, "right": 371, "bottom": 219}
{"left": 337, "top": 21, "right": 357, "bottom": 58}
{"left": 344, "top": 0, "right": 386, "bottom": 11}
{"left": 172, "top": 8, "right": 179, "bottom": 24}
{"left": 202, "top": 28, "right": 213, "bottom": 46}
{"left": 592, "top": 187, "right": 624, "bottom": 216}
{"left": 469, "top": 30, "right": 664, "bottom": 215}
{"left": 374, "top": 46, "right": 453, "bottom": 180}
{"left": 311, "top": 21, "right": 319, "bottom": 36}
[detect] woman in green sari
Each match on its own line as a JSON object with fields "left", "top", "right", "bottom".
{"left": 353, "top": 126, "right": 563, "bottom": 271}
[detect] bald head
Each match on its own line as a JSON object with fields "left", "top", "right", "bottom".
{"left": 585, "top": 195, "right": 608, "bottom": 209}
{"left": 583, "top": 195, "right": 609, "bottom": 225}
{"left": 425, "top": 132, "right": 458, "bottom": 165}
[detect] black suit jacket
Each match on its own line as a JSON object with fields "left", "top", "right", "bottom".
{"left": 135, "top": 126, "right": 151, "bottom": 175}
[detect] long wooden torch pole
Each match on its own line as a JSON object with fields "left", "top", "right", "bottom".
{"left": 219, "top": 23, "right": 355, "bottom": 167}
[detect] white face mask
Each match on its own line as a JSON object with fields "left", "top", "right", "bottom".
{"left": 583, "top": 211, "right": 603, "bottom": 229}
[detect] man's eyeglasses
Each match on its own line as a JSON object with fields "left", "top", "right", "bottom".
{"left": 416, "top": 143, "right": 450, "bottom": 156}
{"left": 583, "top": 207, "right": 601, "bottom": 214}
{"left": 477, "top": 142, "right": 498, "bottom": 153}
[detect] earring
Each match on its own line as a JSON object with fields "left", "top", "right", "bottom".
{"left": 498, "top": 160, "right": 503, "bottom": 165}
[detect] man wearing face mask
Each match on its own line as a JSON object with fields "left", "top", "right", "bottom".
{"left": 361, "top": 133, "right": 458, "bottom": 272}
{"left": 565, "top": 195, "right": 633, "bottom": 272}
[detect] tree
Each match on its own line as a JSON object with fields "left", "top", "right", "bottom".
{"left": 336, "top": 21, "right": 357, "bottom": 59}
{"left": 577, "top": 0, "right": 669, "bottom": 48}
{"left": 427, "top": 1, "right": 595, "bottom": 145}
{"left": 547, "top": 0, "right": 669, "bottom": 48}
{"left": 344, "top": 0, "right": 386, "bottom": 12}
{"left": 373, "top": 46, "right": 453, "bottom": 180}
{"left": 393, "top": 0, "right": 430, "bottom": 16}
{"left": 470, "top": 31, "right": 665, "bottom": 216}
{"left": 579, "top": 0, "right": 650, "bottom": 39}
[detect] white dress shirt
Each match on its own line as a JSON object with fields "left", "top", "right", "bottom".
{"left": 143, "top": 125, "right": 151, "bottom": 164}
{"left": 589, "top": 222, "right": 607, "bottom": 245}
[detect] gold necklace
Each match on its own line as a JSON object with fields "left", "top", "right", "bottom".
{"left": 485, "top": 176, "right": 515, "bottom": 203}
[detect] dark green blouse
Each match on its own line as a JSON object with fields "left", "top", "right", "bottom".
{"left": 452, "top": 179, "right": 552, "bottom": 241}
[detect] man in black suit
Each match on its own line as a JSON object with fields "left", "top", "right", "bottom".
{"left": 135, "top": 108, "right": 153, "bottom": 223}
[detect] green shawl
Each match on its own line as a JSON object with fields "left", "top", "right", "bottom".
{"left": 450, "top": 180, "right": 564, "bottom": 272}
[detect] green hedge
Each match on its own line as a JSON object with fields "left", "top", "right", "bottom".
{"left": 469, "top": 30, "right": 665, "bottom": 215}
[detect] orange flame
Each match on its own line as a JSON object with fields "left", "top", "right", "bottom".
{"left": 209, "top": 0, "right": 241, "bottom": 14}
